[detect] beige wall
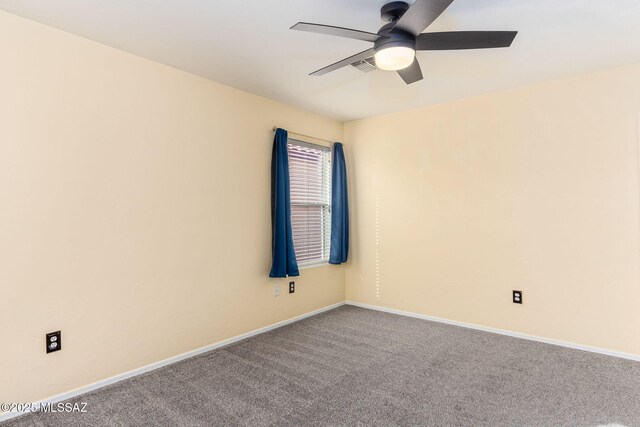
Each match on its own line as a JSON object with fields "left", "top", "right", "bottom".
{"left": 0, "top": 11, "right": 344, "bottom": 404}
{"left": 344, "top": 63, "right": 640, "bottom": 356}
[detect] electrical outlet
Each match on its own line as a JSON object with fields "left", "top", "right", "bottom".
{"left": 274, "top": 284, "right": 280, "bottom": 297}
{"left": 513, "top": 290, "right": 523, "bottom": 304}
{"left": 289, "top": 281, "right": 295, "bottom": 294}
{"left": 46, "top": 331, "right": 61, "bottom": 353}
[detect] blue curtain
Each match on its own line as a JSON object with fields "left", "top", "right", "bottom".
{"left": 269, "top": 128, "right": 299, "bottom": 278}
{"left": 329, "top": 142, "right": 349, "bottom": 264}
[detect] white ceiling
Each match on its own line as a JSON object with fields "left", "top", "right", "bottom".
{"left": 2, "top": 0, "right": 640, "bottom": 121}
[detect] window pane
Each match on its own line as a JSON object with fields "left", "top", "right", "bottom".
{"left": 291, "top": 205, "right": 325, "bottom": 263}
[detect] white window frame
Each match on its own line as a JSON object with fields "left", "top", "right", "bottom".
{"left": 287, "top": 138, "right": 332, "bottom": 267}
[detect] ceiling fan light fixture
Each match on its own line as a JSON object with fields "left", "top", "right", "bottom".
{"left": 373, "top": 46, "right": 415, "bottom": 71}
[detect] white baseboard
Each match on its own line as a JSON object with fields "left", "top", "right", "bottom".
{"left": 0, "top": 301, "right": 345, "bottom": 423}
{"left": 346, "top": 301, "right": 640, "bottom": 362}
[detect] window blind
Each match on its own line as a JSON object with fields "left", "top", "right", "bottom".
{"left": 287, "top": 139, "right": 332, "bottom": 266}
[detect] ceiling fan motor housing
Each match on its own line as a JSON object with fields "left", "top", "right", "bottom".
{"left": 374, "top": 23, "right": 416, "bottom": 55}
{"left": 380, "top": 1, "right": 410, "bottom": 23}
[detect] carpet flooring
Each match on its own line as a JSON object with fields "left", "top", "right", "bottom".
{"left": 4, "top": 305, "right": 640, "bottom": 426}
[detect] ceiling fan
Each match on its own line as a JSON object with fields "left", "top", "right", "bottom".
{"left": 291, "top": 0, "right": 518, "bottom": 84}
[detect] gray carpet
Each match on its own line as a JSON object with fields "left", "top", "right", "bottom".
{"left": 4, "top": 305, "right": 640, "bottom": 426}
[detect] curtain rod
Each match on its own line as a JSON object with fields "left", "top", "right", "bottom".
{"left": 272, "top": 126, "right": 335, "bottom": 144}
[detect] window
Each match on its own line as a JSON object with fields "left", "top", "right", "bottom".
{"left": 288, "top": 139, "right": 331, "bottom": 266}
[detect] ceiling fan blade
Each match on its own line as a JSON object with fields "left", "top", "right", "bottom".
{"left": 397, "top": 58, "right": 423, "bottom": 84}
{"left": 416, "top": 31, "right": 518, "bottom": 50}
{"left": 291, "top": 22, "right": 380, "bottom": 43}
{"left": 310, "top": 48, "right": 375, "bottom": 76}
{"left": 392, "top": 0, "right": 454, "bottom": 37}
